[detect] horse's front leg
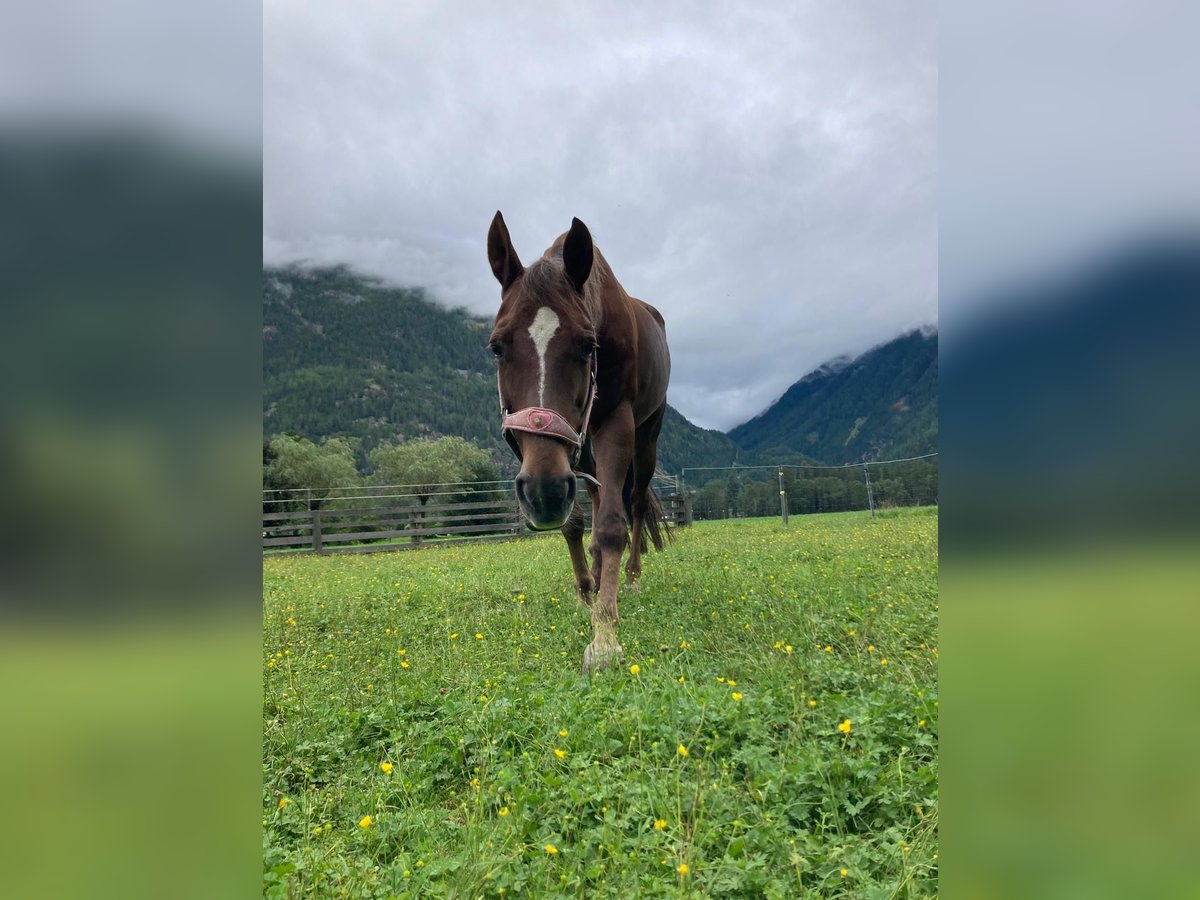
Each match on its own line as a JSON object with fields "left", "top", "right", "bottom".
{"left": 582, "top": 405, "right": 634, "bottom": 675}
{"left": 561, "top": 500, "right": 592, "bottom": 607}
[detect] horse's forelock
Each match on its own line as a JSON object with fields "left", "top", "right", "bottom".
{"left": 517, "top": 257, "right": 601, "bottom": 332}
{"left": 520, "top": 252, "right": 604, "bottom": 328}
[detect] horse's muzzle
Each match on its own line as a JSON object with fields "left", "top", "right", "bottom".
{"left": 515, "top": 472, "right": 576, "bottom": 530}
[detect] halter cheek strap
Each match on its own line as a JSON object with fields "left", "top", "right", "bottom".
{"left": 499, "top": 356, "right": 600, "bottom": 488}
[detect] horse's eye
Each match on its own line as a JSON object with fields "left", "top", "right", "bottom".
{"left": 581, "top": 341, "right": 596, "bottom": 360}
{"left": 488, "top": 341, "right": 504, "bottom": 359}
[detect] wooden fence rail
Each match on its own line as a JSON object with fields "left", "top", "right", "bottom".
{"left": 263, "top": 486, "right": 690, "bottom": 556}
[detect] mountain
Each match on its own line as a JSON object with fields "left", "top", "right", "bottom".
{"left": 656, "top": 405, "right": 747, "bottom": 474}
{"left": 262, "top": 265, "right": 738, "bottom": 473}
{"left": 727, "top": 329, "right": 938, "bottom": 464}
{"left": 263, "top": 265, "right": 500, "bottom": 454}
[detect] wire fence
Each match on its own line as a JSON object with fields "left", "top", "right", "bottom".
{"left": 680, "top": 454, "right": 938, "bottom": 521}
{"left": 262, "top": 456, "right": 935, "bottom": 554}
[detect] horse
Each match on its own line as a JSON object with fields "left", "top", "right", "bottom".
{"left": 486, "top": 212, "right": 672, "bottom": 674}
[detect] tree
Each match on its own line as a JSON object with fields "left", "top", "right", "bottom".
{"left": 739, "top": 481, "right": 777, "bottom": 517}
{"left": 693, "top": 481, "right": 727, "bottom": 520}
{"left": 265, "top": 434, "right": 361, "bottom": 510}
{"left": 368, "top": 436, "right": 496, "bottom": 505}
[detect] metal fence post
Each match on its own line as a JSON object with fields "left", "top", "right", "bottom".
{"left": 778, "top": 467, "right": 789, "bottom": 526}
{"left": 863, "top": 464, "right": 876, "bottom": 517}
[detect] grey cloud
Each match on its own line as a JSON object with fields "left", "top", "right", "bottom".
{"left": 265, "top": 1, "right": 936, "bottom": 430}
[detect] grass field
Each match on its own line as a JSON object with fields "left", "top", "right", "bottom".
{"left": 262, "top": 508, "right": 938, "bottom": 898}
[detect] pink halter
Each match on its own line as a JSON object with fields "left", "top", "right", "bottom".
{"left": 499, "top": 355, "right": 600, "bottom": 487}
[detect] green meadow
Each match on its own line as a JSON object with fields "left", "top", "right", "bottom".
{"left": 263, "top": 509, "right": 938, "bottom": 898}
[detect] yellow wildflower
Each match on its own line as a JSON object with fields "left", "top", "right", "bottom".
{"left": 677, "top": 676, "right": 686, "bottom": 683}
{"left": 838, "top": 719, "right": 852, "bottom": 735}
{"left": 499, "top": 806, "right": 510, "bottom": 816}
{"left": 785, "top": 645, "right": 793, "bottom": 653}
{"left": 559, "top": 729, "right": 569, "bottom": 738}
{"left": 544, "top": 844, "right": 558, "bottom": 855}
{"left": 774, "top": 641, "right": 783, "bottom": 649}
{"left": 401, "top": 660, "right": 410, "bottom": 669}
{"left": 680, "top": 639, "right": 688, "bottom": 649}
{"left": 840, "top": 867, "right": 849, "bottom": 877}
{"left": 677, "top": 863, "right": 689, "bottom": 876}
{"left": 475, "top": 633, "right": 484, "bottom": 640}
{"left": 880, "top": 658, "right": 888, "bottom": 666}
{"left": 379, "top": 761, "right": 393, "bottom": 775}
{"left": 677, "top": 744, "right": 689, "bottom": 757}
{"left": 918, "top": 719, "right": 926, "bottom": 728}
{"left": 554, "top": 748, "right": 567, "bottom": 759}
{"left": 653, "top": 819, "right": 667, "bottom": 830}
{"left": 397, "top": 648, "right": 406, "bottom": 656}
{"left": 808, "top": 698, "right": 817, "bottom": 707}
{"left": 629, "top": 664, "right": 640, "bottom": 675}
{"left": 450, "top": 633, "right": 459, "bottom": 640}
{"left": 277, "top": 797, "right": 289, "bottom": 810}
{"left": 359, "top": 815, "right": 372, "bottom": 828}
{"left": 731, "top": 692, "right": 743, "bottom": 701}
{"left": 867, "top": 644, "right": 875, "bottom": 653}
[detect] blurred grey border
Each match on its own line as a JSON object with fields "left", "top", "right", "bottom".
{"left": 941, "top": 3, "right": 1200, "bottom": 897}
{"left": 0, "top": 2, "right": 262, "bottom": 898}
{"left": 941, "top": 0, "right": 1200, "bottom": 544}
{"left": 0, "top": 2, "right": 261, "bottom": 617}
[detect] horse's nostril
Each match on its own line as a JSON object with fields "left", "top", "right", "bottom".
{"left": 563, "top": 475, "right": 577, "bottom": 505}
{"left": 515, "top": 474, "right": 531, "bottom": 506}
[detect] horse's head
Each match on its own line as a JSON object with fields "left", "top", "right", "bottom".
{"left": 487, "top": 211, "right": 598, "bottom": 530}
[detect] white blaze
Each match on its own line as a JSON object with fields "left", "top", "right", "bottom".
{"left": 527, "top": 306, "right": 560, "bottom": 405}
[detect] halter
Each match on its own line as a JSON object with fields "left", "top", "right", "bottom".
{"left": 499, "top": 354, "right": 601, "bottom": 488}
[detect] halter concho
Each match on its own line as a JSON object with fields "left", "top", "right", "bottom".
{"left": 499, "top": 355, "right": 601, "bottom": 488}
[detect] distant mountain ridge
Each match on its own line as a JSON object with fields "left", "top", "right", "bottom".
{"left": 727, "top": 329, "right": 938, "bottom": 464}
{"left": 263, "top": 265, "right": 937, "bottom": 473}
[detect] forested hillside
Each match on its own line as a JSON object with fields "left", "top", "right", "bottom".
{"left": 727, "top": 329, "right": 938, "bottom": 463}
{"left": 262, "top": 266, "right": 741, "bottom": 472}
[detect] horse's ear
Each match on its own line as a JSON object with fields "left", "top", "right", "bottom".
{"left": 488, "top": 210, "right": 523, "bottom": 291}
{"left": 562, "top": 217, "right": 593, "bottom": 294}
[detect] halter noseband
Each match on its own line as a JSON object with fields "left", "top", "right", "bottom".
{"left": 499, "top": 354, "right": 600, "bottom": 488}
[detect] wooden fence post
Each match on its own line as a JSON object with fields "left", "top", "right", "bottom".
{"left": 311, "top": 509, "right": 323, "bottom": 554}
{"left": 410, "top": 507, "right": 423, "bottom": 546}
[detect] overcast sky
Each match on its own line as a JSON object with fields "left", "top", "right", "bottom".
{"left": 264, "top": 1, "right": 936, "bottom": 431}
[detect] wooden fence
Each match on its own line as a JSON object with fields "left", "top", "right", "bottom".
{"left": 263, "top": 482, "right": 690, "bottom": 556}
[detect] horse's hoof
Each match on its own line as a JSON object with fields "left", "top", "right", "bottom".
{"left": 626, "top": 577, "right": 641, "bottom": 593}
{"left": 581, "top": 641, "right": 624, "bottom": 675}
{"left": 576, "top": 589, "right": 594, "bottom": 609}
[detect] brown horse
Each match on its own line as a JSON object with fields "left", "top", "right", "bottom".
{"left": 487, "top": 212, "right": 671, "bottom": 673}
